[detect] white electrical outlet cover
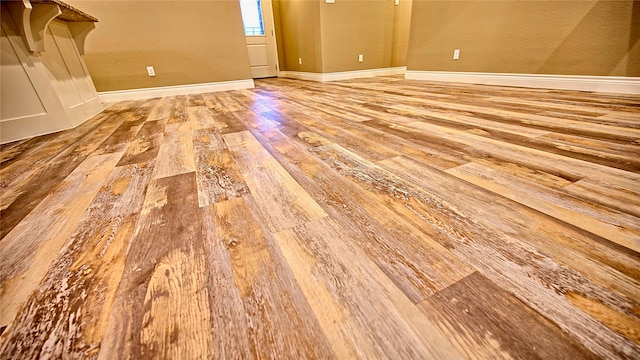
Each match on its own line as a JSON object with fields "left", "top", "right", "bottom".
{"left": 453, "top": 49, "right": 460, "bottom": 60}
{"left": 326, "top": 0, "right": 335, "bottom": 3}
{"left": 146, "top": 66, "right": 156, "bottom": 76}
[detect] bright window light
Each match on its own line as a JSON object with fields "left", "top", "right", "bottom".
{"left": 240, "top": 0, "right": 265, "bottom": 36}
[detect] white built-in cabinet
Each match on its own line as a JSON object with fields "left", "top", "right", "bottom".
{"left": 1, "top": 0, "right": 102, "bottom": 144}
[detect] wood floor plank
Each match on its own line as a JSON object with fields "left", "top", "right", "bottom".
{"left": 214, "top": 92, "right": 244, "bottom": 112}
{"left": 564, "top": 178, "right": 640, "bottom": 218}
{"left": 264, "top": 87, "right": 372, "bottom": 122}
{"left": 538, "top": 132, "right": 640, "bottom": 159}
{"left": 231, "top": 110, "right": 288, "bottom": 144}
{"left": 355, "top": 97, "right": 640, "bottom": 171}
{"left": 340, "top": 80, "right": 640, "bottom": 130}
{"left": 466, "top": 157, "right": 574, "bottom": 190}
{"left": 151, "top": 121, "right": 196, "bottom": 179}
{"left": 200, "top": 92, "right": 227, "bottom": 112}
{"left": 0, "top": 113, "right": 125, "bottom": 238}
{"left": 193, "top": 128, "right": 249, "bottom": 207}
{"left": 446, "top": 161, "right": 640, "bottom": 252}
{"left": 197, "top": 204, "right": 253, "bottom": 359}
{"left": 0, "top": 135, "right": 79, "bottom": 210}
{"left": 0, "top": 132, "right": 60, "bottom": 166}
{"left": 189, "top": 106, "right": 216, "bottom": 130}
{"left": 0, "top": 162, "right": 153, "bottom": 358}
{"left": 485, "top": 97, "right": 640, "bottom": 127}
{"left": 137, "top": 246, "right": 213, "bottom": 359}
{"left": 402, "top": 120, "right": 640, "bottom": 190}
{"left": 167, "top": 95, "right": 189, "bottom": 124}
{"left": 92, "top": 113, "right": 145, "bottom": 155}
{"left": 97, "top": 172, "right": 210, "bottom": 359}
{"left": 264, "top": 136, "right": 475, "bottom": 303}
{"left": 274, "top": 217, "right": 464, "bottom": 359}
{"left": 223, "top": 130, "right": 327, "bottom": 232}
{"left": 376, "top": 155, "right": 640, "bottom": 358}
{"left": 0, "top": 144, "right": 27, "bottom": 165}
{"left": 102, "top": 100, "right": 133, "bottom": 112}
{"left": 188, "top": 94, "right": 205, "bottom": 107}
{"left": 387, "top": 156, "right": 640, "bottom": 300}
{"left": 201, "top": 196, "right": 336, "bottom": 358}
{"left": 361, "top": 118, "right": 471, "bottom": 170}
{"left": 238, "top": 100, "right": 401, "bottom": 162}
{"left": 188, "top": 103, "right": 249, "bottom": 134}
{"left": 486, "top": 96, "right": 606, "bottom": 116}
{"left": 117, "top": 120, "right": 166, "bottom": 167}
{"left": 270, "top": 105, "right": 400, "bottom": 161}
{"left": 146, "top": 97, "right": 171, "bottom": 121}
{"left": 389, "top": 103, "right": 552, "bottom": 138}
{"left": 418, "top": 272, "right": 599, "bottom": 359}
{"left": 218, "top": 112, "right": 250, "bottom": 134}
{"left": 376, "top": 102, "right": 640, "bottom": 172}
{"left": 1, "top": 76, "right": 638, "bottom": 359}
{"left": 0, "top": 151, "right": 124, "bottom": 329}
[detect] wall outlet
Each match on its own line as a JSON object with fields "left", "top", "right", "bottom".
{"left": 453, "top": 49, "right": 460, "bottom": 60}
{"left": 358, "top": 54, "right": 364, "bottom": 62}
{"left": 326, "top": 0, "right": 335, "bottom": 3}
{"left": 298, "top": 57, "right": 302, "bottom": 65}
{"left": 395, "top": 0, "right": 399, "bottom": 5}
{"left": 146, "top": 66, "right": 156, "bottom": 77}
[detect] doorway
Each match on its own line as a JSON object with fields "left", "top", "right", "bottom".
{"left": 240, "top": 0, "right": 278, "bottom": 78}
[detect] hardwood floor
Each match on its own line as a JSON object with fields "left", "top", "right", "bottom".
{"left": 1, "top": 76, "right": 639, "bottom": 359}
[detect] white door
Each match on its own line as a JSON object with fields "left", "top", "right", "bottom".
{"left": 240, "top": 0, "right": 278, "bottom": 78}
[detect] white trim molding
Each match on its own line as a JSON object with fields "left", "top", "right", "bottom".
{"left": 279, "top": 71, "right": 323, "bottom": 82}
{"left": 281, "top": 67, "right": 406, "bottom": 82}
{"left": 98, "top": 79, "right": 255, "bottom": 103}
{"left": 404, "top": 71, "right": 640, "bottom": 94}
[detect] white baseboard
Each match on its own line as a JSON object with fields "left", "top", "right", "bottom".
{"left": 404, "top": 71, "right": 640, "bottom": 94}
{"left": 279, "top": 71, "right": 324, "bottom": 82}
{"left": 98, "top": 79, "right": 255, "bottom": 103}
{"left": 0, "top": 106, "right": 104, "bottom": 145}
{"left": 281, "top": 67, "right": 406, "bottom": 82}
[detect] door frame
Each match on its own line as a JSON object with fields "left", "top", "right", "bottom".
{"left": 243, "top": 0, "right": 280, "bottom": 78}
{"left": 263, "top": 0, "right": 281, "bottom": 77}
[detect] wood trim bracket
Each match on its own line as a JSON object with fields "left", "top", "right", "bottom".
{"left": 30, "top": 2, "right": 61, "bottom": 52}
{"left": 67, "top": 21, "right": 95, "bottom": 55}
{"left": 3, "top": 0, "right": 97, "bottom": 53}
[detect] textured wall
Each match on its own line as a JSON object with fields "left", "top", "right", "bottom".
{"left": 66, "top": 0, "right": 252, "bottom": 92}
{"left": 319, "top": 0, "right": 394, "bottom": 73}
{"left": 274, "top": 0, "right": 323, "bottom": 72}
{"left": 275, "top": 0, "right": 413, "bottom": 73}
{"left": 392, "top": 0, "right": 414, "bottom": 67}
{"left": 406, "top": 0, "right": 640, "bottom": 76}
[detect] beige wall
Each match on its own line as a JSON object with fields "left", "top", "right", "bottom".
{"left": 274, "top": 0, "right": 323, "bottom": 72}
{"left": 392, "top": 0, "right": 414, "bottom": 67}
{"left": 319, "top": 0, "right": 412, "bottom": 73}
{"left": 275, "top": 0, "right": 413, "bottom": 73}
{"left": 319, "top": 0, "right": 392, "bottom": 73}
{"left": 407, "top": 0, "right": 640, "bottom": 77}
{"left": 66, "top": 0, "right": 252, "bottom": 92}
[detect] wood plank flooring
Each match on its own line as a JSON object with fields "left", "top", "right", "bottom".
{"left": 1, "top": 76, "right": 639, "bottom": 359}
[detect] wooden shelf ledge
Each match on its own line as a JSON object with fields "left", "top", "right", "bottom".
{"left": 31, "top": 0, "right": 98, "bottom": 22}
{"left": 4, "top": 0, "right": 97, "bottom": 54}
